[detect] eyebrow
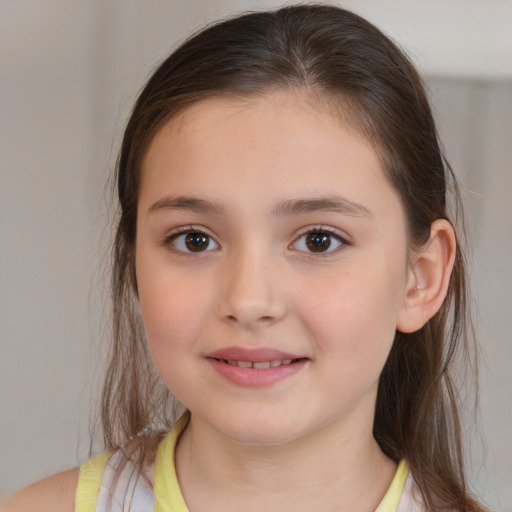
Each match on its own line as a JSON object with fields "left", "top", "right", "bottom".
{"left": 148, "top": 194, "right": 373, "bottom": 219}
{"left": 148, "top": 196, "right": 227, "bottom": 215}
{"left": 270, "top": 196, "right": 374, "bottom": 219}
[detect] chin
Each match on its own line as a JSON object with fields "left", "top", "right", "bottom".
{"left": 210, "top": 413, "right": 301, "bottom": 447}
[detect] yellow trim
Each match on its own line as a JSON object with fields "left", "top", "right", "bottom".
{"left": 154, "top": 413, "right": 191, "bottom": 512}
{"left": 75, "top": 451, "right": 112, "bottom": 512}
{"left": 153, "top": 414, "right": 408, "bottom": 512}
{"left": 375, "top": 460, "right": 409, "bottom": 512}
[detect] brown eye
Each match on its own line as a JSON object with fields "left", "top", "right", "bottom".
{"left": 168, "top": 231, "right": 219, "bottom": 253}
{"left": 292, "top": 230, "right": 345, "bottom": 254}
{"left": 305, "top": 233, "right": 332, "bottom": 252}
{"left": 185, "top": 233, "right": 210, "bottom": 252}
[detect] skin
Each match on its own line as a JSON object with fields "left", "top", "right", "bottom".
{"left": 2, "top": 90, "right": 455, "bottom": 512}
{"left": 135, "top": 90, "right": 449, "bottom": 512}
{"left": 138, "top": 92, "right": 408, "bottom": 444}
{"left": 0, "top": 469, "right": 78, "bottom": 512}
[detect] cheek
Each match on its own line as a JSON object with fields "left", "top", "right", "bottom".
{"left": 297, "top": 262, "right": 405, "bottom": 373}
{"left": 137, "top": 270, "right": 214, "bottom": 404}
{"left": 136, "top": 254, "right": 212, "bottom": 360}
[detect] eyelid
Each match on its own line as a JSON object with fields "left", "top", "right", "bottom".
{"left": 162, "top": 225, "right": 220, "bottom": 253}
{"left": 289, "top": 225, "right": 349, "bottom": 255}
{"left": 161, "top": 224, "right": 349, "bottom": 256}
{"left": 163, "top": 224, "right": 212, "bottom": 239}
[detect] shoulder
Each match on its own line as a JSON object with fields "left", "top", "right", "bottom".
{"left": 0, "top": 468, "right": 79, "bottom": 512}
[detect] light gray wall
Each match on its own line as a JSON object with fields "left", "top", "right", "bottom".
{"left": 428, "top": 78, "right": 512, "bottom": 510}
{"left": 1, "top": 1, "right": 511, "bottom": 510}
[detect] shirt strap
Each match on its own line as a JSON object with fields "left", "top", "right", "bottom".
{"left": 375, "top": 459, "right": 410, "bottom": 512}
{"left": 154, "top": 412, "right": 191, "bottom": 512}
{"left": 75, "top": 452, "right": 112, "bottom": 512}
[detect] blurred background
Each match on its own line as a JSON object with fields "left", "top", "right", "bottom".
{"left": 1, "top": 1, "right": 511, "bottom": 509}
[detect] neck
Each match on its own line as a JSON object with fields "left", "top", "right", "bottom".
{"left": 175, "top": 411, "right": 397, "bottom": 512}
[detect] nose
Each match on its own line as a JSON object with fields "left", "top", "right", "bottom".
{"left": 218, "top": 245, "right": 287, "bottom": 329}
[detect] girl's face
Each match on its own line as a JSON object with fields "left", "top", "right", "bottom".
{"left": 136, "top": 91, "right": 411, "bottom": 446}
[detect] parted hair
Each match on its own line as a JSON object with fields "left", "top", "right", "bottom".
{"left": 101, "top": 5, "right": 487, "bottom": 511}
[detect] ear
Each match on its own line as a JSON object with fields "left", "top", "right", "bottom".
{"left": 397, "top": 219, "right": 457, "bottom": 333}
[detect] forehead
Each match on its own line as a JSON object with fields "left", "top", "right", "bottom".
{"left": 139, "top": 90, "right": 402, "bottom": 222}
{"left": 143, "top": 92, "right": 372, "bottom": 173}
{"left": 149, "top": 90, "right": 370, "bottom": 151}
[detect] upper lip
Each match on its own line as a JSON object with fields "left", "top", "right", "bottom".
{"left": 207, "top": 347, "right": 305, "bottom": 362}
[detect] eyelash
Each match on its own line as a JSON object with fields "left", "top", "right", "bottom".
{"left": 290, "top": 226, "right": 348, "bottom": 257}
{"left": 163, "top": 225, "right": 218, "bottom": 255}
{"left": 162, "top": 225, "right": 348, "bottom": 257}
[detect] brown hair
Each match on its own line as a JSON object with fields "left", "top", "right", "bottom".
{"left": 101, "top": 5, "right": 487, "bottom": 510}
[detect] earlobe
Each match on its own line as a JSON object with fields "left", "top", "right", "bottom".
{"left": 397, "top": 219, "right": 457, "bottom": 333}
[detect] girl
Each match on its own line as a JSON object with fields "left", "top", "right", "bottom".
{"left": 2, "top": 4, "right": 490, "bottom": 512}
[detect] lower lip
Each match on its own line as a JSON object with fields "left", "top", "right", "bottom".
{"left": 207, "top": 358, "right": 308, "bottom": 387}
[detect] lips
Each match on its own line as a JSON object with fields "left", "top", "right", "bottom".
{"left": 207, "top": 347, "right": 308, "bottom": 387}
{"left": 208, "top": 347, "right": 303, "bottom": 363}
{"left": 217, "top": 358, "right": 294, "bottom": 369}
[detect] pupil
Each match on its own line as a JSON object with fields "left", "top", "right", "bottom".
{"left": 185, "top": 233, "right": 208, "bottom": 252}
{"left": 306, "top": 233, "right": 331, "bottom": 252}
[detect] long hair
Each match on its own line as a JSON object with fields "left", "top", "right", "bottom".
{"left": 101, "top": 5, "right": 487, "bottom": 510}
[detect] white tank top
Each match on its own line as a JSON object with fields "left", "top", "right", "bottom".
{"left": 75, "top": 414, "right": 423, "bottom": 512}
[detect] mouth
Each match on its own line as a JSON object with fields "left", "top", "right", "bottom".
{"left": 206, "top": 348, "right": 308, "bottom": 387}
{"left": 210, "top": 357, "right": 305, "bottom": 369}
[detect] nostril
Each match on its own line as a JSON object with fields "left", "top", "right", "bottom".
{"left": 226, "top": 314, "right": 274, "bottom": 323}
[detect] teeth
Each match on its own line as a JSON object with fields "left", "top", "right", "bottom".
{"left": 221, "top": 358, "right": 297, "bottom": 369}
{"left": 253, "top": 361, "right": 270, "bottom": 369}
